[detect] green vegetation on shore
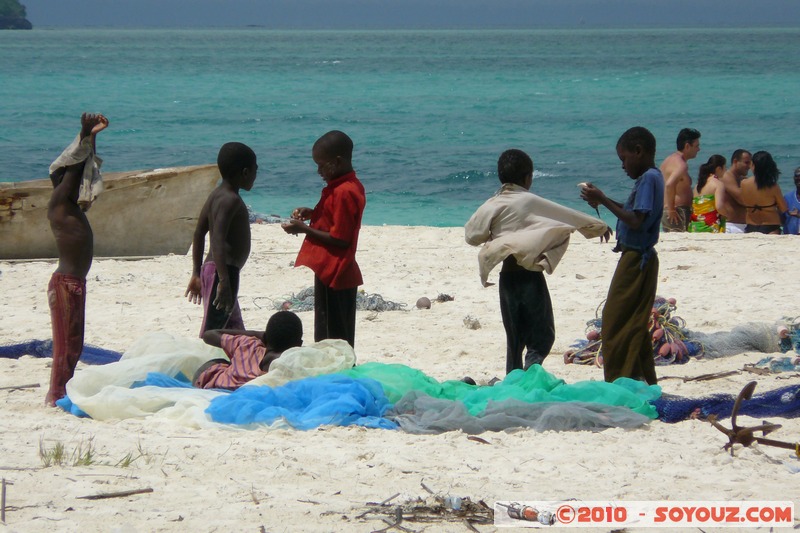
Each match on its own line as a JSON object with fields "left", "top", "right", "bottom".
{"left": 0, "top": 0, "right": 26, "bottom": 18}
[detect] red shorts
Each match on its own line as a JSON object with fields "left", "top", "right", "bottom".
{"left": 48, "top": 272, "right": 86, "bottom": 365}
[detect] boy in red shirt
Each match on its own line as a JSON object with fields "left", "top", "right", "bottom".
{"left": 282, "top": 131, "right": 366, "bottom": 347}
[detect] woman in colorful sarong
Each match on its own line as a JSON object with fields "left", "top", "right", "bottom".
{"left": 689, "top": 154, "right": 727, "bottom": 233}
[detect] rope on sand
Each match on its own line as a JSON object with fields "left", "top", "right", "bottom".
{"left": 564, "top": 296, "right": 702, "bottom": 367}
{"left": 247, "top": 206, "right": 288, "bottom": 224}
{"left": 254, "top": 287, "right": 408, "bottom": 313}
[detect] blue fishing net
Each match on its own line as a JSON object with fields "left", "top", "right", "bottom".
{"left": 206, "top": 373, "right": 398, "bottom": 430}
{"left": 654, "top": 384, "right": 800, "bottom": 423}
{"left": 0, "top": 339, "right": 121, "bottom": 365}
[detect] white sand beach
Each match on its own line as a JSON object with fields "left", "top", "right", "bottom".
{"left": 1, "top": 225, "right": 799, "bottom": 531}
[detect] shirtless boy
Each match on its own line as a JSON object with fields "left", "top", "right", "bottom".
{"left": 720, "top": 149, "right": 753, "bottom": 233}
{"left": 186, "top": 143, "right": 258, "bottom": 334}
{"left": 46, "top": 112, "right": 108, "bottom": 407}
{"left": 660, "top": 128, "right": 701, "bottom": 232}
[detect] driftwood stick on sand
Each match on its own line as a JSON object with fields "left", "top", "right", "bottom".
{"left": 682, "top": 370, "right": 740, "bottom": 382}
{"left": 0, "top": 383, "right": 40, "bottom": 392}
{"left": 380, "top": 493, "right": 400, "bottom": 506}
{"left": 1, "top": 478, "right": 13, "bottom": 523}
{"left": 77, "top": 488, "right": 153, "bottom": 500}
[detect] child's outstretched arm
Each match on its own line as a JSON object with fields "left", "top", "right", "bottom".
{"left": 581, "top": 183, "right": 645, "bottom": 230}
{"left": 202, "top": 329, "right": 265, "bottom": 348}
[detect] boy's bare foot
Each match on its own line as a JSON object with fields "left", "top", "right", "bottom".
{"left": 44, "top": 388, "right": 64, "bottom": 408}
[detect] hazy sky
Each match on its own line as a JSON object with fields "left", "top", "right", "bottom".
{"left": 21, "top": 0, "right": 800, "bottom": 29}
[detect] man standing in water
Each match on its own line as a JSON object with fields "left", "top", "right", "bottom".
{"left": 45, "top": 112, "right": 108, "bottom": 406}
{"left": 720, "top": 149, "right": 753, "bottom": 233}
{"left": 660, "top": 128, "right": 701, "bottom": 232}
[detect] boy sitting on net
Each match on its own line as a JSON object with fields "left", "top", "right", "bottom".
{"left": 193, "top": 311, "right": 303, "bottom": 390}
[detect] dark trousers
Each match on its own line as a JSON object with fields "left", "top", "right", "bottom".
{"left": 314, "top": 276, "right": 357, "bottom": 347}
{"left": 601, "top": 250, "right": 659, "bottom": 385}
{"left": 499, "top": 269, "right": 555, "bottom": 374}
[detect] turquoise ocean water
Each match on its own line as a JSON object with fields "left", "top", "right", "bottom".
{"left": 1, "top": 28, "right": 799, "bottom": 226}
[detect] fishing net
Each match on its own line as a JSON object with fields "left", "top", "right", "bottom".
{"left": 777, "top": 315, "right": 800, "bottom": 354}
{"left": 206, "top": 374, "right": 397, "bottom": 430}
{"left": 341, "top": 363, "right": 660, "bottom": 419}
{"left": 247, "top": 206, "right": 287, "bottom": 224}
{"left": 256, "top": 287, "right": 408, "bottom": 312}
{"left": 62, "top": 332, "right": 226, "bottom": 423}
{"left": 390, "top": 393, "right": 651, "bottom": 434}
{"left": 203, "top": 363, "right": 657, "bottom": 433}
{"left": 654, "top": 384, "right": 800, "bottom": 423}
{"left": 565, "top": 296, "right": 782, "bottom": 366}
{"left": 52, "top": 330, "right": 661, "bottom": 433}
{"left": 59, "top": 333, "right": 357, "bottom": 426}
{"left": 753, "top": 355, "right": 800, "bottom": 373}
{"left": 684, "top": 323, "right": 780, "bottom": 358}
{"left": 0, "top": 339, "right": 121, "bottom": 365}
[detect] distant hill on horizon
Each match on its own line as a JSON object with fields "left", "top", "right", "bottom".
{"left": 18, "top": 0, "right": 800, "bottom": 30}
{"left": 0, "top": 0, "right": 31, "bottom": 29}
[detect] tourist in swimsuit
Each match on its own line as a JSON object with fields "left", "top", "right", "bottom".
{"left": 660, "top": 128, "right": 701, "bottom": 232}
{"left": 740, "top": 151, "right": 788, "bottom": 234}
{"left": 689, "top": 154, "right": 727, "bottom": 233}
{"left": 720, "top": 149, "right": 752, "bottom": 233}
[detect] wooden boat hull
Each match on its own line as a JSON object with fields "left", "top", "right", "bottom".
{"left": 0, "top": 165, "right": 220, "bottom": 259}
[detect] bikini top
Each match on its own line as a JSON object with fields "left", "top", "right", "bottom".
{"left": 745, "top": 201, "right": 777, "bottom": 212}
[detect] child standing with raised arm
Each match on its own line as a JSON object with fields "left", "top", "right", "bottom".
{"left": 580, "top": 127, "right": 664, "bottom": 385}
{"left": 465, "top": 149, "right": 610, "bottom": 374}
{"left": 282, "top": 131, "right": 365, "bottom": 347}
{"left": 185, "top": 142, "right": 258, "bottom": 335}
{"left": 45, "top": 112, "right": 108, "bottom": 406}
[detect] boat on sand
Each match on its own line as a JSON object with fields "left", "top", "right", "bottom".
{"left": 0, "top": 165, "right": 220, "bottom": 260}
